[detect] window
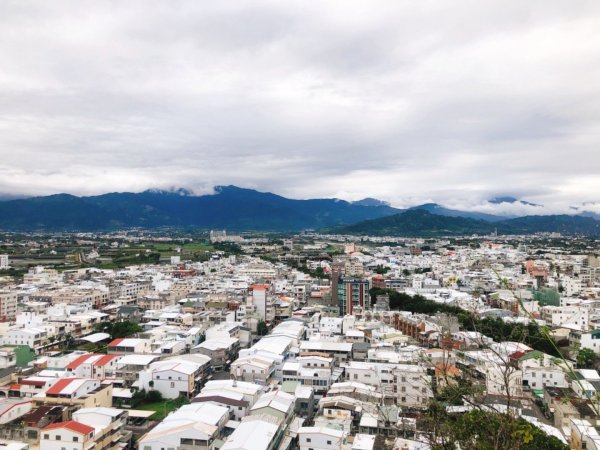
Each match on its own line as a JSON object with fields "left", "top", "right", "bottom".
{"left": 73, "top": 437, "right": 78, "bottom": 442}
{"left": 306, "top": 438, "right": 311, "bottom": 443}
{"left": 170, "top": 382, "right": 175, "bottom": 388}
{"left": 327, "top": 440, "right": 332, "bottom": 445}
{"left": 44, "top": 434, "right": 49, "bottom": 440}
{"left": 56, "top": 435, "right": 61, "bottom": 441}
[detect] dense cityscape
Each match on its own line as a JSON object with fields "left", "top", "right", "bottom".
{"left": 0, "top": 229, "right": 597, "bottom": 449}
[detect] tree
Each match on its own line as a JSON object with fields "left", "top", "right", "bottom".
{"left": 146, "top": 389, "right": 163, "bottom": 403}
{"left": 374, "top": 265, "right": 390, "bottom": 275}
{"left": 95, "top": 321, "right": 143, "bottom": 339}
{"left": 257, "top": 320, "right": 268, "bottom": 336}
{"left": 62, "top": 333, "right": 75, "bottom": 350}
{"left": 425, "top": 409, "right": 569, "bottom": 450}
{"left": 577, "top": 348, "right": 597, "bottom": 369}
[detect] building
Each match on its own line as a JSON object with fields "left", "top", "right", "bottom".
{"left": 107, "top": 338, "right": 151, "bottom": 354}
{"left": 40, "top": 378, "right": 113, "bottom": 408}
{"left": 0, "top": 255, "right": 8, "bottom": 269}
{"left": 0, "top": 291, "right": 17, "bottom": 322}
{"left": 0, "top": 399, "right": 33, "bottom": 424}
{"left": 72, "top": 407, "right": 131, "bottom": 450}
{"left": 138, "top": 357, "right": 210, "bottom": 399}
{"left": 40, "top": 421, "right": 96, "bottom": 450}
{"left": 221, "top": 414, "right": 282, "bottom": 450}
{"left": 138, "top": 403, "right": 229, "bottom": 450}
{"left": 230, "top": 355, "right": 276, "bottom": 385}
{"left": 298, "top": 426, "right": 344, "bottom": 450}
{"left": 343, "top": 361, "right": 432, "bottom": 408}
{"left": 192, "top": 337, "right": 240, "bottom": 371}
{"left": 65, "top": 354, "right": 122, "bottom": 379}
{"left": 337, "top": 278, "right": 370, "bottom": 316}
{"left": 0, "top": 328, "right": 47, "bottom": 351}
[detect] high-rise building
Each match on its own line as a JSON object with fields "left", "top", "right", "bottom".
{"left": 0, "top": 290, "right": 17, "bottom": 322}
{"left": 251, "top": 284, "right": 269, "bottom": 320}
{"left": 337, "top": 278, "right": 370, "bottom": 316}
{"left": 0, "top": 254, "right": 8, "bottom": 269}
{"left": 330, "top": 260, "right": 345, "bottom": 307}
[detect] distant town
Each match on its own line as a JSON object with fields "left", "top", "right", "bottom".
{"left": 0, "top": 228, "right": 597, "bottom": 449}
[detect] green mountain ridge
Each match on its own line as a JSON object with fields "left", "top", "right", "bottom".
{"left": 332, "top": 209, "right": 600, "bottom": 237}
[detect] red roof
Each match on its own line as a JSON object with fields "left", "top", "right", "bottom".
{"left": 108, "top": 338, "right": 124, "bottom": 347}
{"left": 251, "top": 284, "right": 269, "bottom": 290}
{"left": 43, "top": 420, "right": 94, "bottom": 435}
{"left": 21, "top": 379, "right": 46, "bottom": 387}
{"left": 46, "top": 378, "right": 79, "bottom": 395}
{"left": 66, "top": 354, "right": 94, "bottom": 370}
{"left": 92, "top": 354, "right": 120, "bottom": 366}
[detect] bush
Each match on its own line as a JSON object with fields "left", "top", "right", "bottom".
{"left": 146, "top": 390, "right": 163, "bottom": 403}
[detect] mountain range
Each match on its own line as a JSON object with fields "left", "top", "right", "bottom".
{"left": 0, "top": 186, "right": 399, "bottom": 231}
{"left": 334, "top": 209, "right": 600, "bottom": 237}
{"left": 0, "top": 186, "right": 597, "bottom": 235}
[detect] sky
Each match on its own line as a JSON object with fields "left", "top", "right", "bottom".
{"left": 1, "top": 1, "right": 600, "bottom": 215}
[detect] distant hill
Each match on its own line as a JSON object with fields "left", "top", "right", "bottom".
{"left": 0, "top": 186, "right": 401, "bottom": 231}
{"left": 335, "top": 210, "right": 496, "bottom": 236}
{"left": 409, "top": 203, "right": 506, "bottom": 222}
{"left": 499, "top": 214, "right": 600, "bottom": 235}
{"left": 352, "top": 198, "right": 391, "bottom": 207}
{"left": 334, "top": 209, "right": 600, "bottom": 237}
{"left": 488, "top": 196, "right": 541, "bottom": 207}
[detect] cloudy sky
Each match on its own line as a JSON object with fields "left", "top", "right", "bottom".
{"left": 1, "top": 1, "right": 599, "bottom": 214}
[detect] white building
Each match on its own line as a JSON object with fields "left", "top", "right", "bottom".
{"left": 0, "top": 327, "right": 47, "bottom": 349}
{"left": 343, "top": 361, "right": 432, "bottom": 408}
{"left": 40, "top": 421, "right": 96, "bottom": 450}
{"left": 65, "top": 354, "right": 122, "bottom": 379}
{"left": 0, "top": 290, "right": 17, "bottom": 322}
{"left": 298, "top": 426, "right": 344, "bottom": 450}
{"left": 0, "top": 399, "right": 33, "bottom": 424}
{"left": 138, "top": 403, "right": 229, "bottom": 450}
{"left": 138, "top": 358, "right": 209, "bottom": 399}
{"left": 0, "top": 255, "right": 8, "bottom": 269}
{"left": 221, "top": 414, "right": 281, "bottom": 450}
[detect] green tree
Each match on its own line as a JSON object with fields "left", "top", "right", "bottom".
{"left": 61, "top": 333, "right": 76, "bottom": 350}
{"left": 374, "top": 265, "right": 390, "bottom": 275}
{"left": 257, "top": 320, "right": 268, "bottom": 336}
{"left": 94, "top": 321, "right": 143, "bottom": 339}
{"left": 429, "top": 410, "right": 569, "bottom": 450}
{"left": 577, "top": 348, "right": 597, "bottom": 369}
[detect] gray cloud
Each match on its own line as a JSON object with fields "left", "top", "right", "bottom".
{"left": 0, "top": 0, "right": 599, "bottom": 215}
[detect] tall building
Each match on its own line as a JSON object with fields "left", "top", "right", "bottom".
{"left": 0, "top": 290, "right": 17, "bottom": 322}
{"left": 251, "top": 284, "right": 269, "bottom": 320}
{"left": 0, "top": 254, "right": 8, "bottom": 269}
{"left": 338, "top": 278, "right": 370, "bottom": 316}
{"left": 330, "top": 260, "right": 345, "bottom": 307}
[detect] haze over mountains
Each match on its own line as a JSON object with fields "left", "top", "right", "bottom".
{"left": 0, "top": 186, "right": 598, "bottom": 234}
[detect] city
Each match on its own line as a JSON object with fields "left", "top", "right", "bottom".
{"left": 0, "top": 229, "right": 598, "bottom": 449}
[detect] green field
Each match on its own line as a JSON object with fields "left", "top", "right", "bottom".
{"left": 136, "top": 400, "right": 186, "bottom": 420}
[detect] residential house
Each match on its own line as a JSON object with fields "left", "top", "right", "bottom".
{"left": 138, "top": 403, "right": 229, "bottom": 450}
